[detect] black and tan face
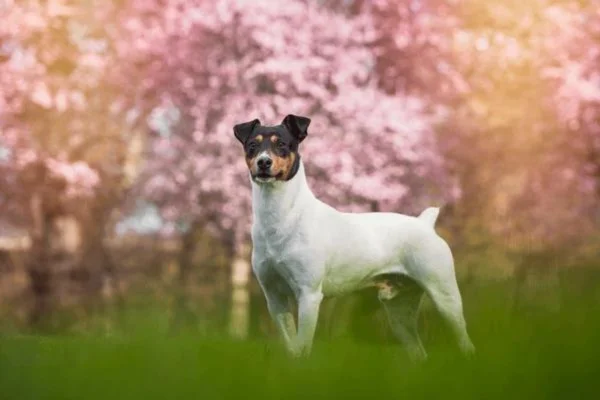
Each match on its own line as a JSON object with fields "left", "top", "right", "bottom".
{"left": 234, "top": 114, "right": 310, "bottom": 184}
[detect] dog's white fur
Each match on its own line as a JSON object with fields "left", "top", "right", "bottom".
{"left": 251, "top": 160, "right": 475, "bottom": 360}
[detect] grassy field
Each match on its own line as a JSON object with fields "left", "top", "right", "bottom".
{"left": 1, "top": 276, "right": 599, "bottom": 400}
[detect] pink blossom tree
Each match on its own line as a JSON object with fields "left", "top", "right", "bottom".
{"left": 117, "top": 0, "right": 451, "bottom": 336}
{"left": 346, "top": 0, "right": 600, "bottom": 252}
{"left": 447, "top": 0, "right": 600, "bottom": 249}
{"left": 1, "top": 0, "right": 597, "bottom": 333}
{"left": 0, "top": 0, "right": 136, "bottom": 327}
{"left": 120, "top": 0, "right": 451, "bottom": 236}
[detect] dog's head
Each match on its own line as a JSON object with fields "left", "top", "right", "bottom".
{"left": 234, "top": 114, "right": 310, "bottom": 184}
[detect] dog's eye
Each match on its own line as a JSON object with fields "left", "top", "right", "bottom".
{"left": 277, "top": 141, "right": 287, "bottom": 149}
{"left": 247, "top": 142, "right": 258, "bottom": 152}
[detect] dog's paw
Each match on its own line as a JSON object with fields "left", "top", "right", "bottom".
{"left": 287, "top": 343, "right": 311, "bottom": 359}
{"left": 406, "top": 347, "right": 428, "bottom": 364}
{"left": 461, "top": 341, "right": 476, "bottom": 359}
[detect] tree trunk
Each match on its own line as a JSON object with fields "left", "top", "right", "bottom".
{"left": 170, "top": 220, "right": 202, "bottom": 332}
{"left": 75, "top": 194, "right": 123, "bottom": 333}
{"left": 27, "top": 192, "right": 53, "bottom": 330}
{"left": 229, "top": 240, "right": 251, "bottom": 339}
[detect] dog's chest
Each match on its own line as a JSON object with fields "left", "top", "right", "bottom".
{"left": 252, "top": 196, "right": 309, "bottom": 260}
{"left": 252, "top": 218, "right": 319, "bottom": 288}
{"left": 254, "top": 223, "right": 306, "bottom": 266}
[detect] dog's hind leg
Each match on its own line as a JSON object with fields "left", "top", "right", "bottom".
{"left": 424, "top": 277, "right": 475, "bottom": 356}
{"left": 379, "top": 278, "right": 427, "bottom": 362}
{"left": 407, "top": 238, "right": 475, "bottom": 356}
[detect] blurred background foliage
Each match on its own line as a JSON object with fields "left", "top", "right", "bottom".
{"left": 0, "top": 0, "right": 598, "bottom": 341}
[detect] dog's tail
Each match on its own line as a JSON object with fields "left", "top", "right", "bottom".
{"left": 417, "top": 207, "right": 440, "bottom": 228}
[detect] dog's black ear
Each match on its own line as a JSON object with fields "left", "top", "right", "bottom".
{"left": 282, "top": 114, "right": 310, "bottom": 143}
{"left": 233, "top": 118, "right": 261, "bottom": 144}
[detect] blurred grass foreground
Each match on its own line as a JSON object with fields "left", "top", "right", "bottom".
{"left": 1, "top": 0, "right": 600, "bottom": 398}
{"left": 1, "top": 278, "right": 600, "bottom": 399}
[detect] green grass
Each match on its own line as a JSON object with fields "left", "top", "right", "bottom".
{"left": 1, "top": 278, "right": 599, "bottom": 400}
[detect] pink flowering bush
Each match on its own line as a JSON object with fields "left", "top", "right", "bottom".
{"left": 118, "top": 0, "right": 450, "bottom": 241}
{"left": 1, "top": 0, "right": 598, "bottom": 251}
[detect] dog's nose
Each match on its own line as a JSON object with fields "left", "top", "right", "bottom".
{"left": 257, "top": 157, "right": 272, "bottom": 170}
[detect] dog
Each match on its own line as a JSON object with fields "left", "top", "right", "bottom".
{"left": 234, "top": 114, "right": 475, "bottom": 361}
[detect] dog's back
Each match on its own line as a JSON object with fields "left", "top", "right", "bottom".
{"left": 310, "top": 203, "right": 449, "bottom": 296}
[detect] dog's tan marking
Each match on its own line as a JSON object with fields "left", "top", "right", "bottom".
{"left": 375, "top": 279, "right": 398, "bottom": 301}
{"left": 246, "top": 155, "right": 258, "bottom": 174}
{"left": 256, "top": 135, "right": 263, "bottom": 143}
{"left": 271, "top": 152, "right": 295, "bottom": 181}
{"left": 270, "top": 135, "right": 278, "bottom": 143}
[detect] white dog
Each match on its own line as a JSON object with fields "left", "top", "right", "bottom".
{"left": 234, "top": 114, "right": 475, "bottom": 361}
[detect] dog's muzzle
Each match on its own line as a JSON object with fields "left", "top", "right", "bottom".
{"left": 257, "top": 156, "right": 272, "bottom": 171}
{"left": 254, "top": 153, "right": 276, "bottom": 183}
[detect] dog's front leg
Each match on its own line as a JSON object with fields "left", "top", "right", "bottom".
{"left": 293, "top": 289, "right": 323, "bottom": 357}
{"left": 264, "top": 289, "right": 297, "bottom": 355}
